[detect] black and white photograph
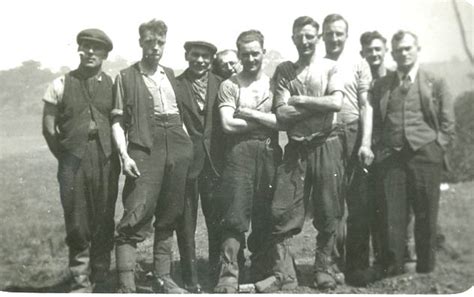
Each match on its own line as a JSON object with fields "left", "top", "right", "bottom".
{"left": 0, "top": 0, "right": 472, "bottom": 294}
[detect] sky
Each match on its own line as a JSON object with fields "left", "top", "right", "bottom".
{"left": 0, "top": 0, "right": 472, "bottom": 71}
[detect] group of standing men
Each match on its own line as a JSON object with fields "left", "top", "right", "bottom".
{"left": 42, "top": 13, "right": 454, "bottom": 293}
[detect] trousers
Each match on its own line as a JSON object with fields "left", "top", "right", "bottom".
{"left": 57, "top": 137, "right": 120, "bottom": 275}
{"left": 116, "top": 114, "right": 193, "bottom": 246}
{"left": 376, "top": 141, "right": 443, "bottom": 274}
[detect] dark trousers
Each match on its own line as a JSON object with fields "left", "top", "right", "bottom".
{"left": 57, "top": 138, "right": 120, "bottom": 275}
{"left": 376, "top": 141, "right": 443, "bottom": 274}
{"left": 271, "top": 134, "right": 345, "bottom": 263}
{"left": 115, "top": 115, "right": 193, "bottom": 252}
{"left": 176, "top": 161, "right": 221, "bottom": 287}
{"left": 341, "top": 121, "right": 382, "bottom": 272}
{"left": 217, "top": 137, "right": 281, "bottom": 267}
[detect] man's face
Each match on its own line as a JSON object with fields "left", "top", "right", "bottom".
{"left": 185, "top": 46, "right": 213, "bottom": 77}
{"left": 238, "top": 40, "right": 265, "bottom": 75}
{"left": 361, "top": 38, "right": 387, "bottom": 67}
{"left": 322, "top": 20, "right": 348, "bottom": 57}
{"left": 78, "top": 41, "right": 108, "bottom": 69}
{"left": 140, "top": 30, "right": 166, "bottom": 65}
{"left": 292, "top": 24, "right": 319, "bottom": 59}
{"left": 215, "top": 51, "right": 240, "bottom": 79}
{"left": 391, "top": 34, "right": 419, "bottom": 72}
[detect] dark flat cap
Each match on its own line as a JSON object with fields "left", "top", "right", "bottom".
{"left": 184, "top": 41, "right": 217, "bottom": 54}
{"left": 77, "top": 28, "right": 113, "bottom": 52}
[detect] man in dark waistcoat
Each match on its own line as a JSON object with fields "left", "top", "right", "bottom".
{"left": 111, "top": 19, "right": 193, "bottom": 293}
{"left": 42, "top": 28, "right": 120, "bottom": 293}
{"left": 363, "top": 30, "right": 455, "bottom": 284}
{"left": 174, "top": 41, "right": 223, "bottom": 292}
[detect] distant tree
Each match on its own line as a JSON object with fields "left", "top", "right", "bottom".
{"left": 263, "top": 49, "right": 285, "bottom": 77}
{"left": 0, "top": 60, "right": 56, "bottom": 113}
{"left": 102, "top": 56, "right": 130, "bottom": 78}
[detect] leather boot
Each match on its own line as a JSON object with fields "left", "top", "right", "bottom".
{"left": 115, "top": 243, "right": 137, "bottom": 293}
{"left": 90, "top": 251, "right": 111, "bottom": 291}
{"left": 69, "top": 247, "right": 92, "bottom": 293}
{"left": 214, "top": 236, "right": 240, "bottom": 293}
{"left": 152, "top": 235, "right": 188, "bottom": 293}
{"left": 255, "top": 238, "right": 298, "bottom": 293}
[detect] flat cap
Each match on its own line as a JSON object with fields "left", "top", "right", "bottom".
{"left": 77, "top": 28, "right": 113, "bottom": 52}
{"left": 184, "top": 41, "right": 217, "bottom": 55}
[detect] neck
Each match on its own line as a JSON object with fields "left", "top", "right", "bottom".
{"left": 78, "top": 65, "right": 101, "bottom": 78}
{"left": 187, "top": 69, "right": 208, "bottom": 80}
{"left": 140, "top": 58, "right": 159, "bottom": 74}
{"left": 297, "top": 53, "right": 316, "bottom": 66}
{"left": 240, "top": 69, "right": 262, "bottom": 81}
{"left": 325, "top": 51, "right": 342, "bottom": 61}
{"left": 370, "top": 64, "right": 386, "bottom": 79}
{"left": 398, "top": 63, "right": 414, "bottom": 75}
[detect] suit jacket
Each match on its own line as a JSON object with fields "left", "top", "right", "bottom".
{"left": 176, "top": 70, "right": 224, "bottom": 178}
{"left": 371, "top": 66, "right": 455, "bottom": 167}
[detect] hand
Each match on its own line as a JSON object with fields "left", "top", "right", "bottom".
{"left": 234, "top": 107, "right": 255, "bottom": 120}
{"left": 358, "top": 145, "right": 374, "bottom": 167}
{"left": 288, "top": 96, "right": 304, "bottom": 106}
{"left": 122, "top": 155, "right": 140, "bottom": 178}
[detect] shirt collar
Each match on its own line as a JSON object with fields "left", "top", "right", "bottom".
{"left": 138, "top": 61, "right": 165, "bottom": 76}
{"left": 397, "top": 62, "right": 419, "bottom": 82}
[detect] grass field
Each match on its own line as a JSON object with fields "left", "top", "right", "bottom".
{"left": 0, "top": 114, "right": 473, "bottom": 293}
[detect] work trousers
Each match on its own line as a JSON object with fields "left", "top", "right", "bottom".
{"left": 176, "top": 160, "right": 221, "bottom": 287}
{"left": 115, "top": 114, "right": 193, "bottom": 247}
{"left": 271, "top": 134, "right": 345, "bottom": 264}
{"left": 341, "top": 120, "right": 382, "bottom": 272}
{"left": 57, "top": 137, "right": 120, "bottom": 276}
{"left": 217, "top": 136, "right": 282, "bottom": 264}
{"left": 376, "top": 141, "right": 443, "bottom": 274}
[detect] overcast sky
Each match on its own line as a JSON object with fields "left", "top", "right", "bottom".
{"left": 1, "top": 0, "right": 472, "bottom": 71}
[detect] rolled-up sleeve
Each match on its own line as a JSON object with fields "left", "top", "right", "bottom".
{"left": 218, "top": 79, "right": 238, "bottom": 109}
{"left": 111, "top": 73, "right": 125, "bottom": 118}
{"left": 42, "top": 75, "right": 65, "bottom": 105}
{"left": 357, "top": 59, "right": 372, "bottom": 97}
{"left": 272, "top": 65, "right": 291, "bottom": 110}
{"left": 327, "top": 64, "right": 345, "bottom": 95}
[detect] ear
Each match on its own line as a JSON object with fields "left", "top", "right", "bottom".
{"left": 262, "top": 48, "right": 267, "bottom": 55}
{"left": 138, "top": 38, "right": 143, "bottom": 48}
{"left": 360, "top": 50, "right": 364, "bottom": 58}
{"left": 184, "top": 51, "right": 189, "bottom": 62}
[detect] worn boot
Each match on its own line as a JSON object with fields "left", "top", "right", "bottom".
{"left": 214, "top": 237, "right": 240, "bottom": 293}
{"left": 255, "top": 238, "right": 298, "bottom": 293}
{"left": 313, "top": 250, "right": 338, "bottom": 290}
{"left": 152, "top": 235, "right": 188, "bottom": 294}
{"left": 69, "top": 247, "right": 93, "bottom": 293}
{"left": 115, "top": 243, "right": 137, "bottom": 293}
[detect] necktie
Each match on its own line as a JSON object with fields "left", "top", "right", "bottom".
{"left": 400, "top": 74, "right": 412, "bottom": 94}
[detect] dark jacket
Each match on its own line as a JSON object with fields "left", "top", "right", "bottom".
{"left": 176, "top": 70, "right": 224, "bottom": 178}
{"left": 371, "top": 66, "right": 455, "bottom": 167}
{"left": 118, "top": 63, "right": 185, "bottom": 150}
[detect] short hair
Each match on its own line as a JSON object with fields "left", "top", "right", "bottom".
{"left": 391, "top": 30, "right": 419, "bottom": 47}
{"left": 216, "top": 49, "right": 238, "bottom": 61}
{"left": 322, "top": 14, "right": 349, "bottom": 33}
{"left": 236, "top": 30, "right": 264, "bottom": 50}
{"left": 139, "top": 19, "right": 167, "bottom": 38}
{"left": 360, "top": 31, "right": 387, "bottom": 47}
{"left": 292, "top": 16, "right": 320, "bottom": 33}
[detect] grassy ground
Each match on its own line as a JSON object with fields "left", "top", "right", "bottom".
{"left": 0, "top": 115, "right": 473, "bottom": 293}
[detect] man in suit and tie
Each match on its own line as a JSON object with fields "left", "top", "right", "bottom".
{"left": 367, "top": 30, "right": 455, "bottom": 283}
{"left": 175, "top": 41, "right": 224, "bottom": 292}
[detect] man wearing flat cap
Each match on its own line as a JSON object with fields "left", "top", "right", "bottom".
{"left": 42, "top": 28, "right": 119, "bottom": 293}
{"left": 174, "top": 40, "right": 224, "bottom": 292}
{"left": 111, "top": 19, "right": 193, "bottom": 293}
